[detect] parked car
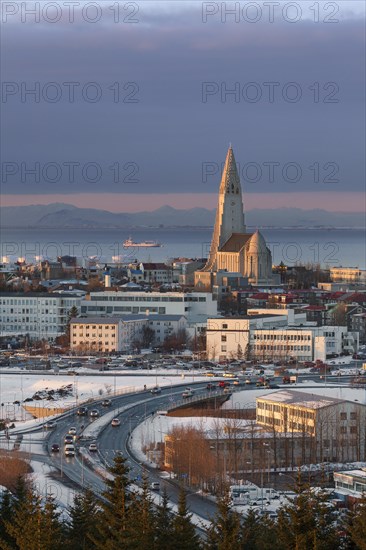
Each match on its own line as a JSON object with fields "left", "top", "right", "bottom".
{"left": 111, "top": 418, "right": 121, "bottom": 427}
{"left": 77, "top": 407, "right": 88, "bottom": 416}
{"left": 89, "top": 409, "right": 99, "bottom": 418}
{"left": 101, "top": 399, "right": 112, "bottom": 407}
{"left": 150, "top": 482, "right": 160, "bottom": 491}
{"left": 89, "top": 442, "right": 98, "bottom": 452}
{"left": 51, "top": 443, "right": 60, "bottom": 453}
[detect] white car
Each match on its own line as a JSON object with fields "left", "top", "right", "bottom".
{"left": 64, "top": 444, "right": 75, "bottom": 457}
{"left": 111, "top": 418, "right": 121, "bottom": 427}
{"left": 68, "top": 427, "right": 77, "bottom": 435}
{"left": 89, "top": 442, "right": 98, "bottom": 452}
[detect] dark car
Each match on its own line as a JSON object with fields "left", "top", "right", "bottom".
{"left": 77, "top": 407, "right": 88, "bottom": 416}
{"left": 51, "top": 443, "right": 60, "bottom": 453}
{"left": 101, "top": 399, "right": 112, "bottom": 407}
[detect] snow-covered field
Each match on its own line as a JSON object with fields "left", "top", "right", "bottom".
{"left": 0, "top": 371, "right": 206, "bottom": 422}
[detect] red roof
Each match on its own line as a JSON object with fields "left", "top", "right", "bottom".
{"left": 248, "top": 293, "right": 269, "bottom": 300}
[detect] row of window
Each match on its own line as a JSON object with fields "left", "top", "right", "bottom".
{"left": 253, "top": 334, "right": 311, "bottom": 341}
{"left": 253, "top": 344, "right": 311, "bottom": 351}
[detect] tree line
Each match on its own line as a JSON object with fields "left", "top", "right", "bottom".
{"left": 0, "top": 455, "right": 365, "bottom": 550}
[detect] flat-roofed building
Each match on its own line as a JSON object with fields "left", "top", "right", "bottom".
{"left": 70, "top": 315, "right": 147, "bottom": 353}
{"left": 256, "top": 390, "right": 366, "bottom": 463}
{"left": 0, "top": 292, "right": 84, "bottom": 339}
{"left": 334, "top": 469, "right": 366, "bottom": 503}
{"left": 81, "top": 290, "right": 217, "bottom": 325}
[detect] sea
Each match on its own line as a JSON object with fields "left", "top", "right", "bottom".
{"left": 1, "top": 227, "right": 365, "bottom": 269}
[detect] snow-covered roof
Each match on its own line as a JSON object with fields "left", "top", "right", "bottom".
{"left": 257, "top": 389, "right": 345, "bottom": 409}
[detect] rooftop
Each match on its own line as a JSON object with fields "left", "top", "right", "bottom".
{"left": 257, "top": 389, "right": 346, "bottom": 409}
{"left": 70, "top": 315, "right": 147, "bottom": 324}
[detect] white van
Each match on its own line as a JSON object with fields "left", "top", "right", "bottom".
{"left": 150, "top": 482, "right": 160, "bottom": 491}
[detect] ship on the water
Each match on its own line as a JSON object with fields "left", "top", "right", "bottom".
{"left": 123, "top": 237, "right": 162, "bottom": 248}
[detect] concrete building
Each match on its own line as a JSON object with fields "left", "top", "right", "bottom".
{"left": 195, "top": 146, "right": 278, "bottom": 290}
{"left": 334, "top": 469, "right": 366, "bottom": 503}
{"left": 330, "top": 267, "right": 366, "bottom": 284}
{"left": 147, "top": 314, "right": 187, "bottom": 344}
{"left": 206, "top": 315, "right": 358, "bottom": 362}
{"left": 81, "top": 290, "right": 217, "bottom": 325}
{"left": 350, "top": 313, "right": 366, "bottom": 344}
{"left": 0, "top": 292, "right": 84, "bottom": 339}
{"left": 256, "top": 390, "right": 366, "bottom": 463}
{"left": 206, "top": 314, "right": 289, "bottom": 361}
{"left": 70, "top": 315, "right": 146, "bottom": 353}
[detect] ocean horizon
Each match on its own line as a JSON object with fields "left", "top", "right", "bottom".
{"left": 1, "top": 227, "right": 365, "bottom": 269}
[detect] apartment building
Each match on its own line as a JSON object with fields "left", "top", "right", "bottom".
{"left": 0, "top": 292, "right": 83, "bottom": 339}
{"left": 256, "top": 390, "right": 366, "bottom": 463}
{"left": 206, "top": 314, "right": 289, "bottom": 361}
{"left": 330, "top": 267, "right": 366, "bottom": 283}
{"left": 70, "top": 315, "right": 146, "bottom": 353}
{"left": 147, "top": 314, "right": 187, "bottom": 344}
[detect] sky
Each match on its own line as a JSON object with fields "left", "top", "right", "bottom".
{"left": 1, "top": 1, "right": 365, "bottom": 213}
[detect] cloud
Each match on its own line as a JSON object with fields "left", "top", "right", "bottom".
{"left": 1, "top": 5, "right": 364, "bottom": 199}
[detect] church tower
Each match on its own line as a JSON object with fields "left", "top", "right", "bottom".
{"left": 204, "top": 146, "right": 246, "bottom": 271}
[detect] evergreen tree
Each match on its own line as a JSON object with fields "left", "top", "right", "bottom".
{"left": 3, "top": 487, "right": 63, "bottom": 550}
{"left": 205, "top": 489, "right": 241, "bottom": 550}
{"left": 128, "top": 476, "right": 156, "bottom": 550}
{"left": 347, "top": 494, "right": 366, "bottom": 550}
{"left": 66, "top": 488, "right": 98, "bottom": 550}
{"left": 0, "top": 490, "right": 14, "bottom": 549}
{"left": 154, "top": 488, "right": 175, "bottom": 550}
{"left": 91, "top": 454, "right": 133, "bottom": 550}
{"left": 172, "top": 487, "right": 201, "bottom": 550}
{"left": 240, "top": 508, "right": 262, "bottom": 550}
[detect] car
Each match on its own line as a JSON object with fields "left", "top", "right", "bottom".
{"left": 89, "top": 442, "right": 98, "bottom": 452}
{"left": 101, "top": 399, "right": 112, "bottom": 407}
{"left": 44, "top": 421, "right": 57, "bottom": 430}
{"left": 51, "top": 443, "right": 60, "bottom": 453}
{"left": 206, "top": 383, "right": 215, "bottom": 389}
{"left": 182, "top": 390, "right": 193, "bottom": 398}
{"left": 233, "top": 380, "right": 240, "bottom": 385}
{"left": 150, "top": 482, "right": 160, "bottom": 491}
{"left": 89, "top": 409, "right": 99, "bottom": 418}
{"left": 64, "top": 434, "right": 74, "bottom": 444}
{"left": 77, "top": 407, "right": 88, "bottom": 416}
{"left": 111, "top": 418, "right": 121, "bottom": 427}
{"left": 64, "top": 444, "right": 75, "bottom": 457}
{"left": 68, "top": 427, "right": 77, "bottom": 435}
{"left": 150, "top": 387, "right": 161, "bottom": 394}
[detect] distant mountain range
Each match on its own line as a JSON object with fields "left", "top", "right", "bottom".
{"left": 0, "top": 203, "right": 364, "bottom": 229}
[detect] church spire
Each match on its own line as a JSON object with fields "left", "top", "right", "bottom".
{"left": 204, "top": 145, "right": 246, "bottom": 271}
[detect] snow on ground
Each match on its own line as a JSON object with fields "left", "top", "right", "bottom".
{"left": 30, "top": 460, "right": 78, "bottom": 516}
{"left": 0, "top": 371, "right": 206, "bottom": 422}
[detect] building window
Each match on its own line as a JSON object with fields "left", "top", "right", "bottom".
{"left": 222, "top": 324, "right": 228, "bottom": 329}
{"left": 221, "top": 335, "right": 227, "bottom": 342}
{"left": 340, "top": 412, "right": 347, "bottom": 420}
{"left": 340, "top": 427, "right": 347, "bottom": 434}
{"left": 350, "top": 412, "right": 357, "bottom": 420}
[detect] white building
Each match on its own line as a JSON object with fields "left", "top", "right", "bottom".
{"left": 330, "top": 267, "right": 366, "bottom": 283}
{"left": 81, "top": 290, "right": 217, "bottom": 325}
{"left": 147, "top": 314, "right": 187, "bottom": 344}
{"left": 0, "top": 292, "right": 84, "bottom": 339}
{"left": 206, "top": 314, "right": 289, "bottom": 361}
{"left": 70, "top": 315, "right": 147, "bottom": 353}
{"left": 206, "top": 315, "right": 358, "bottom": 362}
